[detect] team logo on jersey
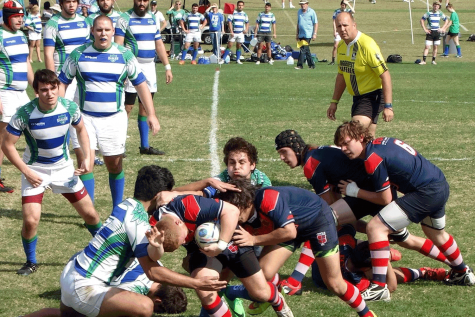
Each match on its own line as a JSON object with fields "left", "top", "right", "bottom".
{"left": 227, "top": 242, "right": 238, "bottom": 253}
{"left": 375, "top": 53, "right": 382, "bottom": 62}
{"left": 77, "top": 22, "right": 85, "bottom": 28}
{"left": 108, "top": 54, "right": 119, "bottom": 63}
{"left": 148, "top": 19, "right": 154, "bottom": 25}
{"left": 57, "top": 114, "right": 68, "bottom": 125}
{"left": 21, "top": 37, "right": 27, "bottom": 43}
{"left": 351, "top": 52, "right": 357, "bottom": 60}
{"left": 317, "top": 232, "right": 327, "bottom": 246}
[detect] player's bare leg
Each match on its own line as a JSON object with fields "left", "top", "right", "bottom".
{"left": 98, "top": 288, "right": 154, "bottom": 316}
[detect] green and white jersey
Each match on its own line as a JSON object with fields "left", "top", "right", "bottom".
{"left": 74, "top": 198, "right": 151, "bottom": 283}
{"left": 88, "top": 9, "right": 123, "bottom": 41}
{"left": 449, "top": 11, "right": 460, "bottom": 34}
{"left": 109, "top": 257, "right": 163, "bottom": 294}
{"left": 0, "top": 28, "right": 29, "bottom": 91}
{"left": 422, "top": 10, "right": 447, "bottom": 30}
{"left": 216, "top": 168, "right": 272, "bottom": 187}
{"left": 166, "top": 8, "right": 186, "bottom": 27}
{"left": 58, "top": 42, "right": 146, "bottom": 117}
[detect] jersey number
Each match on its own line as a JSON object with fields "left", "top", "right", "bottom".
{"left": 394, "top": 140, "right": 416, "bottom": 156}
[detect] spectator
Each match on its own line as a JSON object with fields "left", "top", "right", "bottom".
{"left": 329, "top": 0, "right": 353, "bottom": 65}
{"left": 178, "top": 3, "right": 207, "bottom": 65}
{"left": 255, "top": 2, "right": 276, "bottom": 65}
{"left": 205, "top": 3, "right": 224, "bottom": 57}
{"left": 295, "top": 0, "right": 317, "bottom": 70}
{"left": 151, "top": 0, "right": 167, "bottom": 32}
{"left": 80, "top": 5, "right": 88, "bottom": 17}
{"left": 221, "top": 0, "right": 249, "bottom": 65}
{"left": 441, "top": 3, "right": 461, "bottom": 58}
{"left": 24, "top": 5, "right": 43, "bottom": 63}
{"left": 419, "top": 1, "right": 449, "bottom": 65}
{"left": 166, "top": 1, "right": 186, "bottom": 58}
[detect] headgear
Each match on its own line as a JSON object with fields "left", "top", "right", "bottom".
{"left": 275, "top": 130, "right": 307, "bottom": 164}
{"left": 3, "top": 0, "right": 24, "bottom": 29}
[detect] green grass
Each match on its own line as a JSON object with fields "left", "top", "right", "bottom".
{"left": 1, "top": 1, "right": 475, "bottom": 316}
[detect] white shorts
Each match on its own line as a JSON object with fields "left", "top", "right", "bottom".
{"left": 65, "top": 78, "right": 79, "bottom": 104}
{"left": 228, "top": 33, "right": 245, "bottom": 43}
{"left": 28, "top": 31, "right": 42, "bottom": 40}
{"left": 185, "top": 31, "right": 202, "bottom": 43}
{"left": 21, "top": 163, "right": 84, "bottom": 197}
{"left": 334, "top": 33, "right": 341, "bottom": 42}
{"left": 125, "top": 62, "right": 157, "bottom": 93}
{"left": 0, "top": 90, "right": 30, "bottom": 123}
{"left": 425, "top": 40, "right": 441, "bottom": 46}
{"left": 70, "top": 111, "right": 127, "bottom": 156}
{"left": 60, "top": 260, "right": 109, "bottom": 317}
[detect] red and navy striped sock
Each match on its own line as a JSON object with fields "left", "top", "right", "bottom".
{"left": 267, "top": 282, "right": 284, "bottom": 312}
{"left": 203, "top": 296, "right": 232, "bottom": 317}
{"left": 369, "top": 240, "right": 390, "bottom": 287}
{"left": 419, "top": 239, "right": 450, "bottom": 265}
{"left": 288, "top": 241, "right": 315, "bottom": 285}
{"left": 438, "top": 235, "right": 466, "bottom": 272}
{"left": 339, "top": 280, "right": 374, "bottom": 317}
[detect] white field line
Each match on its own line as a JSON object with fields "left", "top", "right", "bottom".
{"left": 274, "top": 0, "right": 297, "bottom": 30}
{"left": 132, "top": 157, "right": 474, "bottom": 163}
{"left": 209, "top": 69, "right": 221, "bottom": 176}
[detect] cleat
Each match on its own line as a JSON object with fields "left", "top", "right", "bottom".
{"left": 431, "top": 60, "right": 437, "bottom": 65}
{"left": 0, "top": 178, "right": 14, "bottom": 193}
{"left": 441, "top": 54, "right": 449, "bottom": 57}
{"left": 139, "top": 147, "right": 165, "bottom": 155}
{"left": 456, "top": 55, "right": 462, "bottom": 58}
{"left": 223, "top": 294, "right": 246, "bottom": 317}
{"left": 268, "top": 59, "right": 274, "bottom": 65}
{"left": 419, "top": 61, "right": 426, "bottom": 65}
{"left": 237, "top": 60, "right": 243, "bottom": 65}
{"left": 256, "top": 61, "right": 260, "bottom": 65}
{"left": 191, "top": 60, "right": 197, "bottom": 65}
{"left": 178, "top": 60, "right": 185, "bottom": 65}
{"left": 248, "top": 302, "right": 270, "bottom": 315}
{"left": 328, "top": 61, "right": 335, "bottom": 65}
{"left": 274, "top": 295, "right": 294, "bottom": 317}
{"left": 361, "top": 283, "right": 390, "bottom": 302}
{"left": 389, "top": 248, "right": 402, "bottom": 262}
{"left": 444, "top": 266, "right": 475, "bottom": 286}
{"left": 289, "top": 4, "right": 295, "bottom": 8}
{"left": 279, "top": 279, "right": 302, "bottom": 296}
{"left": 309, "top": 65, "right": 315, "bottom": 69}
{"left": 94, "top": 156, "right": 104, "bottom": 166}
{"left": 17, "top": 262, "right": 39, "bottom": 276}
{"left": 294, "top": 66, "right": 303, "bottom": 70}
{"left": 420, "top": 267, "right": 449, "bottom": 281}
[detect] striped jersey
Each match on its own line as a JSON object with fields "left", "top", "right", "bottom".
{"left": 44, "top": 13, "right": 91, "bottom": 74}
{"left": 228, "top": 10, "right": 248, "bottom": 34}
{"left": 422, "top": 10, "right": 447, "bottom": 30}
{"left": 183, "top": 12, "right": 205, "bottom": 32}
{"left": 0, "top": 28, "right": 29, "bottom": 91}
{"left": 204, "top": 168, "right": 272, "bottom": 198}
{"left": 333, "top": 8, "right": 352, "bottom": 19}
{"left": 6, "top": 97, "right": 81, "bottom": 167}
{"left": 109, "top": 257, "right": 163, "bottom": 294}
{"left": 24, "top": 13, "right": 43, "bottom": 33}
{"left": 115, "top": 9, "right": 161, "bottom": 64}
{"left": 58, "top": 42, "right": 146, "bottom": 117}
{"left": 256, "top": 11, "right": 275, "bottom": 33}
{"left": 74, "top": 198, "right": 151, "bottom": 283}
{"left": 337, "top": 31, "right": 388, "bottom": 96}
{"left": 88, "top": 10, "right": 122, "bottom": 29}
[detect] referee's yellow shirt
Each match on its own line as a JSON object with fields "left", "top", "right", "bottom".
{"left": 337, "top": 31, "right": 388, "bottom": 96}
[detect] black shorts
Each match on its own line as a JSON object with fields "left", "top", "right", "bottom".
{"left": 343, "top": 196, "right": 384, "bottom": 219}
{"left": 124, "top": 92, "right": 155, "bottom": 105}
{"left": 426, "top": 30, "right": 441, "bottom": 42}
{"left": 447, "top": 31, "right": 459, "bottom": 37}
{"left": 395, "top": 180, "right": 449, "bottom": 224}
{"left": 188, "top": 244, "right": 261, "bottom": 279}
{"left": 257, "top": 32, "right": 272, "bottom": 44}
{"left": 351, "top": 89, "right": 384, "bottom": 124}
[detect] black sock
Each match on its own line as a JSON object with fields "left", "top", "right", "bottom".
{"left": 423, "top": 56, "right": 427, "bottom": 61}
{"left": 432, "top": 56, "right": 436, "bottom": 62}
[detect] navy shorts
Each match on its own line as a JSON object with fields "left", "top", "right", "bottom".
{"left": 344, "top": 185, "right": 397, "bottom": 219}
{"left": 351, "top": 89, "right": 384, "bottom": 124}
{"left": 395, "top": 180, "right": 449, "bottom": 224}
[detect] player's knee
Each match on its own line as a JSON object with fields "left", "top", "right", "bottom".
{"left": 248, "top": 285, "right": 270, "bottom": 303}
{"left": 324, "top": 278, "right": 347, "bottom": 296}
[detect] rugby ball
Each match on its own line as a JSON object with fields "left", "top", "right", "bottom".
{"left": 195, "top": 222, "right": 220, "bottom": 248}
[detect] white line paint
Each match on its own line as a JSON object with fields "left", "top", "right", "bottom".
{"left": 209, "top": 69, "right": 221, "bottom": 176}
{"left": 275, "top": 0, "right": 297, "bottom": 30}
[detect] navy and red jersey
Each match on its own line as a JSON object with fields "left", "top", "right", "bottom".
{"left": 364, "top": 137, "right": 446, "bottom": 194}
{"left": 302, "top": 146, "right": 373, "bottom": 195}
{"left": 151, "top": 195, "right": 223, "bottom": 244}
{"left": 244, "top": 186, "right": 329, "bottom": 237}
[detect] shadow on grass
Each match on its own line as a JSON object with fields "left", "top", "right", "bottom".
{"left": 39, "top": 289, "right": 61, "bottom": 300}
{"left": 0, "top": 261, "right": 65, "bottom": 273}
{"left": 268, "top": 180, "right": 312, "bottom": 189}
{"left": 0, "top": 209, "right": 84, "bottom": 225}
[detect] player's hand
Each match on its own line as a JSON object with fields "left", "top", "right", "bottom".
{"left": 147, "top": 115, "right": 160, "bottom": 135}
{"left": 273, "top": 34, "right": 277, "bottom": 39}
{"left": 146, "top": 226, "right": 165, "bottom": 248}
{"left": 383, "top": 108, "right": 394, "bottom": 122}
{"left": 74, "top": 159, "right": 91, "bottom": 175}
{"left": 312, "top": 34, "right": 317, "bottom": 40}
{"left": 327, "top": 103, "right": 338, "bottom": 121}
{"left": 338, "top": 180, "right": 360, "bottom": 197}
{"left": 25, "top": 169, "right": 43, "bottom": 188}
{"left": 201, "top": 243, "right": 223, "bottom": 257}
{"left": 206, "top": 178, "right": 241, "bottom": 193}
{"left": 194, "top": 276, "right": 228, "bottom": 291}
{"left": 155, "top": 190, "right": 179, "bottom": 206}
{"left": 233, "top": 226, "right": 256, "bottom": 247}
{"left": 425, "top": 29, "right": 431, "bottom": 34}
{"left": 165, "top": 69, "right": 173, "bottom": 84}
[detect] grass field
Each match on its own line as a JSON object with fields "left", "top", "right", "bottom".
{"left": 1, "top": 0, "right": 475, "bottom": 316}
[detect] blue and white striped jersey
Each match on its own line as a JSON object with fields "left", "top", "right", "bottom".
{"left": 228, "top": 10, "right": 248, "bottom": 34}
{"left": 58, "top": 42, "right": 146, "bottom": 117}
{"left": 183, "top": 12, "right": 205, "bottom": 32}
{"left": 24, "top": 13, "right": 42, "bottom": 33}
{"left": 6, "top": 97, "right": 81, "bottom": 167}
{"left": 422, "top": 10, "right": 447, "bottom": 30}
{"left": 333, "top": 8, "right": 352, "bottom": 19}
{"left": 74, "top": 198, "right": 151, "bottom": 283}
{"left": 88, "top": 10, "right": 122, "bottom": 30}
{"left": 115, "top": 9, "right": 161, "bottom": 64}
{"left": 0, "top": 28, "right": 29, "bottom": 91}
{"left": 44, "top": 14, "right": 91, "bottom": 74}
{"left": 256, "top": 11, "right": 275, "bottom": 33}
{"left": 109, "top": 257, "right": 163, "bottom": 294}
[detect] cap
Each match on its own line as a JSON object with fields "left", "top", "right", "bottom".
{"left": 299, "top": 0, "right": 308, "bottom": 4}
{"left": 210, "top": 3, "right": 218, "bottom": 8}
{"left": 50, "top": 3, "right": 61, "bottom": 12}
{"left": 151, "top": 0, "right": 157, "bottom": 4}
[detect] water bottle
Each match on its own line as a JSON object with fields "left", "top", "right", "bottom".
{"left": 287, "top": 56, "right": 294, "bottom": 65}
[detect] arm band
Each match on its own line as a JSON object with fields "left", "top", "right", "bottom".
{"left": 217, "top": 240, "right": 228, "bottom": 251}
{"left": 331, "top": 99, "right": 339, "bottom": 104}
{"left": 164, "top": 64, "right": 171, "bottom": 70}
{"left": 384, "top": 103, "right": 393, "bottom": 109}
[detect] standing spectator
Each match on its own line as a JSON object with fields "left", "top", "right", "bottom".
{"left": 441, "top": 3, "right": 461, "bottom": 58}
{"left": 282, "top": 0, "right": 294, "bottom": 9}
{"left": 221, "top": 1, "right": 248, "bottom": 65}
{"left": 327, "top": 12, "right": 393, "bottom": 137}
{"left": 151, "top": 0, "right": 167, "bottom": 32}
{"left": 0, "top": 0, "right": 34, "bottom": 193}
{"left": 80, "top": 5, "right": 88, "bottom": 17}
{"left": 420, "top": 1, "right": 448, "bottom": 65}
{"left": 59, "top": 15, "right": 161, "bottom": 207}
{"left": 329, "top": 0, "right": 353, "bottom": 65}
{"left": 166, "top": 1, "right": 185, "bottom": 58}
{"left": 24, "top": 5, "right": 43, "bottom": 63}
{"left": 2, "top": 69, "right": 101, "bottom": 276}
{"left": 88, "top": 0, "right": 122, "bottom": 40}
{"left": 295, "top": 0, "right": 317, "bottom": 70}
{"left": 115, "top": 0, "right": 173, "bottom": 156}
{"left": 178, "top": 3, "right": 207, "bottom": 65}
{"left": 255, "top": 2, "right": 276, "bottom": 65}
{"left": 205, "top": 3, "right": 224, "bottom": 57}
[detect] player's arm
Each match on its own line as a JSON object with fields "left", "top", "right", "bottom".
{"left": 44, "top": 46, "right": 56, "bottom": 72}
{"left": 339, "top": 180, "right": 393, "bottom": 205}
{"left": 312, "top": 22, "right": 318, "bottom": 40}
{"left": 441, "top": 16, "right": 450, "bottom": 31}
{"left": 228, "top": 20, "right": 234, "bottom": 35}
{"left": 26, "top": 58, "right": 34, "bottom": 88}
{"left": 272, "top": 21, "right": 276, "bottom": 38}
{"left": 138, "top": 255, "right": 227, "bottom": 291}
{"left": 200, "top": 17, "right": 207, "bottom": 29}
{"left": 43, "top": 25, "right": 57, "bottom": 72}
{"left": 333, "top": 18, "right": 337, "bottom": 36}
{"left": 234, "top": 223, "right": 297, "bottom": 246}
{"left": 327, "top": 73, "right": 346, "bottom": 121}
{"left": 146, "top": 226, "right": 165, "bottom": 261}
{"left": 244, "top": 22, "right": 249, "bottom": 35}
{"left": 58, "top": 82, "right": 68, "bottom": 97}
{"left": 155, "top": 39, "right": 173, "bottom": 84}
{"left": 135, "top": 81, "right": 160, "bottom": 134}
{"left": 202, "top": 201, "right": 239, "bottom": 257}
{"left": 420, "top": 17, "right": 430, "bottom": 34}
{"left": 179, "top": 19, "right": 187, "bottom": 33}
{"left": 114, "top": 34, "right": 124, "bottom": 46}
{"left": 72, "top": 118, "right": 92, "bottom": 175}
{"left": 380, "top": 70, "right": 394, "bottom": 122}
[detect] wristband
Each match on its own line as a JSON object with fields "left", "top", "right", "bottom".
{"left": 217, "top": 239, "right": 228, "bottom": 251}
{"left": 384, "top": 103, "right": 393, "bottom": 109}
{"left": 331, "top": 99, "right": 339, "bottom": 104}
{"left": 346, "top": 182, "right": 360, "bottom": 198}
{"left": 164, "top": 64, "right": 171, "bottom": 70}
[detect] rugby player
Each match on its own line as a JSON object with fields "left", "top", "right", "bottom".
{"left": 178, "top": 3, "right": 207, "bottom": 65}
{"left": 420, "top": 1, "right": 449, "bottom": 64}
{"left": 221, "top": 1, "right": 249, "bottom": 65}
{"left": 87, "top": 0, "right": 122, "bottom": 39}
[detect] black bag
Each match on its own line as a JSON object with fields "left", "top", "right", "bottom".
{"left": 467, "top": 34, "right": 475, "bottom": 41}
{"left": 285, "top": 45, "right": 293, "bottom": 52}
{"left": 387, "top": 54, "right": 402, "bottom": 63}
